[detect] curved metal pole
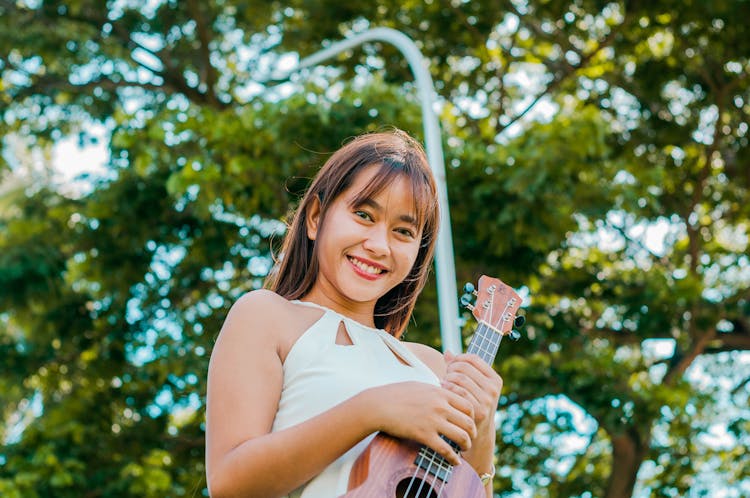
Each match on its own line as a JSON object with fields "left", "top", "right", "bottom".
{"left": 274, "top": 27, "right": 462, "bottom": 353}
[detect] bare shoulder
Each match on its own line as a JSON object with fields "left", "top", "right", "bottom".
{"left": 232, "top": 288, "right": 290, "bottom": 315}
{"left": 403, "top": 341, "right": 447, "bottom": 378}
{"left": 211, "top": 289, "right": 290, "bottom": 352}
{"left": 217, "top": 290, "right": 326, "bottom": 361}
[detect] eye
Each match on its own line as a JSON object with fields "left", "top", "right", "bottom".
{"left": 354, "top": 210, "right": 373, "bottom": 221}
{"left": 395, "top": 227, "right": 416, "bottom": 239}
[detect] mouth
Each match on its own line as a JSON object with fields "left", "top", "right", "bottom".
{"left": 347, "top": 256, "right": 388, "bottom": 278}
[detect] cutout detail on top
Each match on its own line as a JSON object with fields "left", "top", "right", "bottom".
{"left": 335, "top": 320, "right": 354, "bottom": 346}
{"left": 380, "top": 336, "right": 413, "bottom": 367}
{"left": 332, "top": 316, "right": 413, "bottom": 367}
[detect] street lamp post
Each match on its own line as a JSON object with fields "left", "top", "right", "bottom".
{"left": 272, "top": 27, "right": 462, "bottom": 353}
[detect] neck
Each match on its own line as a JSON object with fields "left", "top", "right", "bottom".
{"left": 300, "top": 288, "right": 377, "bottom": 328}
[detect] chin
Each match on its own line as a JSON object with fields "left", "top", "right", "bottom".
{"left": 343, "top": 284, "right": 391, "bottom": 304}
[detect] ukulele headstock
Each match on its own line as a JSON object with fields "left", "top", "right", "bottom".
{"left": 460, "top": 275, "right": 524, "bottom": 340}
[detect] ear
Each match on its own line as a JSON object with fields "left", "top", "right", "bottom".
{"left": 305, "top": 196, "right": 322, "bottom": 241}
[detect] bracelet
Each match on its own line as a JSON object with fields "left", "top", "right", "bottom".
{"left": 479, "top": 465, "right": 495, "bottom": 485}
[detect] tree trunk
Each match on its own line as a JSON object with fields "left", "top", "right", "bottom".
{"left": 604, "top": 429, "right": 649, "bottom": 498}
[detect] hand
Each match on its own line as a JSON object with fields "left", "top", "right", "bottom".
{"left": 364, "top": 381, "right": 477, "bottom": 465}
{"left": 441, "top": 352, "right": 503, "bottom": 433}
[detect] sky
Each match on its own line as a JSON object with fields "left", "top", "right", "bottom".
{"left": 51, "top": 123, "right": 109, "bottom": 197}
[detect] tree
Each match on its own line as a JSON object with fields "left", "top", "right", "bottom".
{"left": 1, "top": 1, "right": 748, "bottom": 497}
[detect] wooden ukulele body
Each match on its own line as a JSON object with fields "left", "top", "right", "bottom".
{"left": 342, "top": 432, "right": 485, "bottom": 498}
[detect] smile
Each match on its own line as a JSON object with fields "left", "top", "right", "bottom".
{"left": 347, "top": 256, "right": 387, "bottom": 276}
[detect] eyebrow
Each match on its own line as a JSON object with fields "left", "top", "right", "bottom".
{"left": 355, "top": 198, "right": 418, "bottom": 227}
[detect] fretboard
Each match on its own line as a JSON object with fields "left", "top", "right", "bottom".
{"left": 465, "top": 322, "right": 502, "bottom": 365}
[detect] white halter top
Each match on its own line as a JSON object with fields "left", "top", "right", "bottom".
{"left": 272, "top": 300, "right": 440, "bottom": 498}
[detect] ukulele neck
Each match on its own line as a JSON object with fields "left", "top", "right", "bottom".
{"left": 465, "top": 322, "right": 502, "bottom": 365}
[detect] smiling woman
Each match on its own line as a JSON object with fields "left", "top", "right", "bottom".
{"left": 204, "top": 129, "right": 503, "bottom": 498}
{"left": 268, "top": 130, "right": 440, "bottom": 335}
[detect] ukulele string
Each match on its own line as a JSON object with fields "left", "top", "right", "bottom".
{"left": 404, "top": 447, "right": 442, "bottom": 497}
{"left": 414, "top": 459, "right": 441, "bottom": 498}
{"left": 427, "top": 453, "right": 451, "bottom": 497}
{"left": 472, "top": 291, "right": 497, "bottom": 360}
{"left": 429, "top": 469, "right": 445, "bottom": 498}
{"left": 434, "top": 465, "right": 451, "bottom": 497}
{"left": 406, "top": 437, "right": 459, "bottom": 497}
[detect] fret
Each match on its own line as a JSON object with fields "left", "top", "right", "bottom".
{"left": 415, "top": 446, "right": 453, "bottom": 481}
{"left": 471, "top": 343, "right": 497, "bottom": 364}
{"left": 441, "top": 434, "right": 463, "bottom": 454}
{"left": 467, "top": 323, "right": 502, "bottom": 364}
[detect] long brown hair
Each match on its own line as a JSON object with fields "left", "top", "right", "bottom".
{"left": 265, "top": 129, "right": 440, "bottom": 338}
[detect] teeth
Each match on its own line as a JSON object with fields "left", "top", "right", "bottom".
{"left": 349, "top": 257, "right": 383, "bottom": 275}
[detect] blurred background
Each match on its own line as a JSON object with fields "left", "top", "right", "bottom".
{"left": 1, "top": 1, "right": 748, "bottom": 497}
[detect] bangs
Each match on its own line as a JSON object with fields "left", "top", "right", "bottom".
{"left": 347, "top": 160, "right": 436, "bottom": 234}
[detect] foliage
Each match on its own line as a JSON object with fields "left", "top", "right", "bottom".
{"left": 1, "top": 1, "right": 749, "bottom": 497}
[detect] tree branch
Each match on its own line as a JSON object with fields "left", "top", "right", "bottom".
{"left": 606, "top": 218, "right": 673, "bottom": 267}
{"left": 663, "top": 327, "right": 717, "bottom": 385}
{"left": 732, "top": 375, "right": 750, "bottom": 396}
{"left": 187, "top": 0, "right": 220, "bottom": 107}
{"left": 498, "top": 2, "right": 629, "bottom": 135}
{"left": 57, "top": 6, "right": 227, "bottom": 108}
{"left": 705, "top": 330, "right": 750, "bottom": 352}
{"left": 10, "top": 73, "right": 165, "bottom": 102}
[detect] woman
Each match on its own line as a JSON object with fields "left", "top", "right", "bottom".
{"left": 205, "top": 129, "right": 501, "bottom": 497}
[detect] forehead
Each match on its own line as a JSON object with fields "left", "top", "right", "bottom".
{"left": 343, "top": 164, "right": 418, "bottom": 213}
{"left": 326, "top": 160, "right": 436, "bottom": 232}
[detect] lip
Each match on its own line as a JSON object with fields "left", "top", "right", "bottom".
{"left": 347, "top": 255, "right": 388, "bottom": 281}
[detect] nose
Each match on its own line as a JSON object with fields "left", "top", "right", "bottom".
{"left": 362, "top": 224, "right": 390, "bottom": 256}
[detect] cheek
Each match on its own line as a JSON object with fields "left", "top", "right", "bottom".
{"left": 397, "top": 244, "right": 421, "bottom": 276}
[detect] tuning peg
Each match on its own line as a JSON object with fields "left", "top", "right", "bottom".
{"left": 509, "top": 330, "right": 522, "bottom": 341}
{"left": 514, "top": 316, "right": 526, "bottom": 328}
{"left": 460, "top": 295, "right": 473, "bottom": 308}
{"left": 463, "top": 282, "right": 475, "bottom": 294}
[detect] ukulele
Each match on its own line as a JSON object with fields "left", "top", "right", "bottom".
{"left": 343, "top": 275, "right": 523, "bottom": 498}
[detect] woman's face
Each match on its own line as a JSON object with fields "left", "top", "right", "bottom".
{"left": 305, "top": 164, "right": 423, "bottom": 314}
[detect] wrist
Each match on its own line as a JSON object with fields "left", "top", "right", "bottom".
{"left": 467, "top": 420, "right": 496, "bottom": 455}
{"left": 477, "top": 411, "right": 497, "bottom": 434}
{"left": 352, "top": 387, "right": 385, "bottom": 434}
{"left": 479, "top": 464, "right": 495, "bottom": 486}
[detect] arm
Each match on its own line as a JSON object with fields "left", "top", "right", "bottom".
{"left": 206, "top": 291, "right": 477, "bottom": 498}
{"left": 206, "top": 290, "right": 374, "bottom": 498}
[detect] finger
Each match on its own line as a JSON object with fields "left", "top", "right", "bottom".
{"left": 446, "top": 376, "right": 491, "bottom": 426}
{"left": 444, "top": 350, "right": 455, "bottom": 364}
{"left": 447, "top": 360, "right": 503, "bottom": 398}
{"left": 427, "top": 434, "right": 463, "bottom": 466}
{"left": 444, "top": 371, "right": 484, "bottom": 403}
{"left": 443, "top": 388, "right": 475, "bottom": 419}
{"left": 445, "top": 372, "right": 500, "bottom": 426}
{"left": 441, "top": 399, "right": 477, "bottom": 440}
{"left": 442, "top": 377, "right": 481, "bottom": 412}
{"left": 450, "top": 354, "right": 496, "bottom": 379}
{"left": 438, "top": 415, "right": 475, "bottom": 453}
